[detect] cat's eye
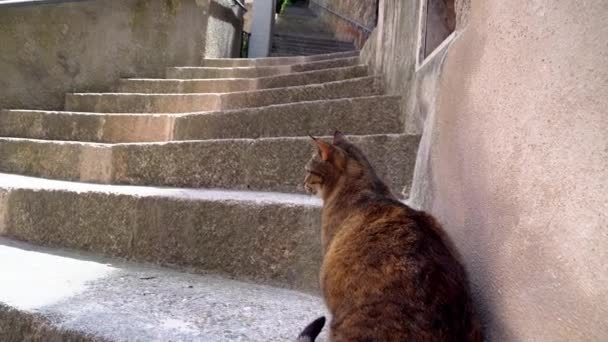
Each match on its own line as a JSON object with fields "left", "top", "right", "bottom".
{"left": 305, "top": 168, "right": 323, "bottom": 177}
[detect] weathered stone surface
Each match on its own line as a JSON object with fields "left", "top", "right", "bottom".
{"left": 118, "top": 64, "right": 369, "bottom": 93}
{"left": 65, "top": 76, "right": 381, "bottom": 113}
{"left": 0, "top": 138, "right": 113, "bottom": 183}
{"left": 218, "top": 76, "right": 382, "bottom": 110}
{"left": 166, "top": 56, "right": 359, "bottom": 79}
{"left": 64, "top": 93, "right": 222, "bottom": 113}
{"left": 119, "top": 78, "right": 258, "bottom": 94}
{"left": 0, "top": 96, "right": 401, "bottom": 143}
{"left": 0, "top": 303, "right": 97, "bottom": 342}
{"left": 0, "top": 238, "right": 327, "bottom": 341}
{"left": 255, "top": 65, "right": 367, "bottom": 88}
{"left": 271, "top": 35, "right": 355, "bottom": 56}
{"left": 0, "top": 174, "right": 322, "bottom": 291}
{"left": 0, "top": 110, "right": 173, "bottom": 143}
{"left": 201, "top": 50, "right": 357, "bottom": 67}
{"left": 0, "top": 135, "right": 419, "bottom": 195}
{"left": 0, "top": 0, "right": 242, "bottom": 111}
{"left": 173, "top": 96, "right": 402, "bottom": 140}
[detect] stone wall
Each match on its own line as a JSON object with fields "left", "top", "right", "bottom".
{"left": 363, "top": 0, "right": 608, "bottom": 339}
{"left": 0, "top": 0, "right": 243, "bottom": 110}
{"left": 309, "top": 0, "right": 377, "bottom": 48}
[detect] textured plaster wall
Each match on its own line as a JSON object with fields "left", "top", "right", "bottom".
{"left": 364, "top": 0, "right": 608, "bottom": 339}
{"left": 414, "top": 0, "right": 608, "bottom": 339}
{"left": 0, "top": 0, "right": 243, "bottom": 110}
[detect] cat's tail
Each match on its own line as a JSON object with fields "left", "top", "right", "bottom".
{"left": 296, "top": 316, "right": 326, "bottom": 342}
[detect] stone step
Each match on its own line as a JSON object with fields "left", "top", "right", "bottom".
{"left": 271, "top": 39, "right": 353, "bottom": 49}
{"left": 65, "top": 76, "right": 382, "bottom": 113}
{"left": 273, "top": 21, "right": 335, "bottom": 39}
{"left": 270, "top": 46, "right": 353, "bottom": 54}
{"left": 272, "top": 38, "right": 354, "bottom": 50}
{"left": 273, "top": 33, "right": 354, "bottom": 47}
{"left": 0, "top": 96, "right": 402, "bottom": 143}
{"left": 0, "top": 134, "right": 419, "bottom": 194}
{"left": 271, "top": 47, "right": 353, "bottom": 56}
{"left": 166, "top": 56, "right": 359, "bottom": 79}
{"left": 118, "top": 64, "right": 369, "bottom": 93}
{"left": 201, "top": 50, "right": 358, "bottom": 67}
{"left": 270, "top": 53, "right": 305, "bottom": 57}
{"left": 271, "top": 42, "right": 353, "bottom": 52}
{"left": 0, "top": 238, "right": 327, "bottom": 341}
{"left": 0, "top": 174, "right": 323, "bottom": 291}
{"left": 270, "top": 45, "right": 354, "bottom": 54}
{"left": 271, "top": 43, "right": 353, "bottom": 52}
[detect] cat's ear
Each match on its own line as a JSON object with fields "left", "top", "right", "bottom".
{"left": 310, "top": 135, "right": 333, "bottom": 161}
{"left": 333, "top": 130, "right": 348, "bottom": 145}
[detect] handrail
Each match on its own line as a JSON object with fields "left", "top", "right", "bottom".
{"left": 0, "top": 0, "right": 91, "bottom": 7}
{"left": 231, "top": 0, "right": 247, "bottom": 12}
{"left": 308, "top": 0, "right": 373, "bottom": 33}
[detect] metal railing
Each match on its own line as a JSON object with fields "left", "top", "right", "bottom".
{"left": 308, "top": 0, "right": 374, "bottom": 38}
{"left": 231, "top": 0, "right": 247, "bottom": 12}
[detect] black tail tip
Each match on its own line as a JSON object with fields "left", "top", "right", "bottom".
{"left": 297, "top": 316, "right": 326, "bottom": 341}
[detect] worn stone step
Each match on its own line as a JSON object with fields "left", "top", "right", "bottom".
{"left": 0, "top": 96, "right": 402, "bottom": 143}
{"left": 273, "top": 33, "right": 354, "bottom": 46}
{"left": 201, "top": 50, "right": 358, "bottom": 67}
{"left": 0, "top": 134, "right": 419, "bottom": 195}
{"left": 118, "top": 64, "right": 369, "bottom": 93}
{"left": 166, "top": 56, "right": 359, "bottom": 79}
{"left": 65, "top": 76, "right": 382, "bottom": 113}
{"left": 0, "top": 174, "right": 323, "bottom": 292}
{"left": 271, "top": 47, "right": 352, "bottom": 56}
{"left": 270, "top": 44, "right": 354, "bottom": 54}
{"left": 271, "top": 43, "right": 353, "bottom": 52}
{"left": 270, "top": 42, "right": 353, "bottom": 51}
{"left": 272, "top": 38, "right": 354, "bottom": 50}
{"left": 271, "top": 42, "right": 353, "bottom": 50}
{"left": 0, "top": 238, "right": 327, "bottom": 341}
{"left": 270, "top": 52, "right": 308, "bottom": 57}
{"left": 271, "top": 39, "right": 354, "bottom": 49}
{"left": 271, "top": 46, "right": 353, "bottom": 54}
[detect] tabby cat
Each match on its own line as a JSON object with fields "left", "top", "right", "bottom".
{"left": 300, "top": 131, "right": 482, "bottom": 341}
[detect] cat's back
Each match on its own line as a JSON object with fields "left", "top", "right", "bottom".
{"left": 322, "top": 198, "right": 482, "bottom": 341}
{"left": 327, "top": 197, "right": 452, "bottom": 268}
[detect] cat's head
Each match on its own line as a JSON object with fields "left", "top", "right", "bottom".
{"left": 304, "top": 131, "right": 389, "bottom": 199}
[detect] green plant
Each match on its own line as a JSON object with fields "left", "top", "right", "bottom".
{"left": 280, "top": 0, "right": 293, "bottom": 14}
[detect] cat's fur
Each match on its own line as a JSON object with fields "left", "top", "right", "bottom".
{"left": 302, "top": 131, "right": 482, "bottom": 341}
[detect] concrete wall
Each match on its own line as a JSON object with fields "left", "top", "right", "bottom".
{"left": 0, "top": 0, "right": 243, "bottom": 110}
{"left": 309, "top": 0, "right": 377, "bottom": 47}
{"left": 364, "top": 0, "right": 608, "bottom": 339}
{"left": 205, "top": 0, "right": 245, "bottom": 58}
{"left": 361, "top": 0, "right": 424, "bottom": 137}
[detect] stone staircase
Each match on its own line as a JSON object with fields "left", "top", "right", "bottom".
{"left": 0, "top": 50, "right": 419, "bottom": 341}
{"left": 271, "top": 4, "right": 355, "bottom": 56}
